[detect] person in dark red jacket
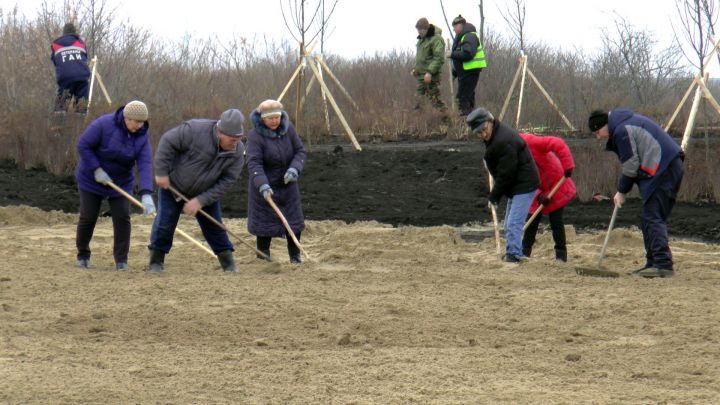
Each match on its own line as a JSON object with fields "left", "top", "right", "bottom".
{"left": 75, "top": 101, "right": 154, "bottom": 271}
{"left": 519, "top": 133, "right": 576, "bottom": 262}
{"left": 51, "top": 23, "right": 91, "bottom": 113}
{"left": 246, "top": 99, "right": 306, "bottom": 264}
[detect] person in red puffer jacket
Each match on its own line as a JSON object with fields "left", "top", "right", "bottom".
{"left": 519, "top": 133, "right": 576, "bottom": 262}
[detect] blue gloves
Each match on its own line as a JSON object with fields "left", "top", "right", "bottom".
{"left": 259, "top": 184, "right": 273, "bottom": 199}
{"left": 141, "top": 194, "right": 156, "bottom": 215}
{"left": 93, "top": 168, "right": 112, "bottom": 185}
{"left": 284, "top": 167, "right": 299, "bottom": 184}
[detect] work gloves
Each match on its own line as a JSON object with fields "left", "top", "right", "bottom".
{"left": 537, "top": 193, "right": 552, "bottom": 206}
{"left": 284, "top": 168, "right": 299, "bottom": 184}
{"left": 94, "top": 168, "right": 112, "bottom": 185}
{"left": 259, "top": 184, "right": 273, "bottom": 199}
{"left": 141, "top": 194, "right": 156, "bottom": 216}
{"left": 564, "top": 168, "right": 573, "bottom": 178}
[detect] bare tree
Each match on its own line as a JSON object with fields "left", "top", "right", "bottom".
{"left": 673, "top": 0, "right": 716, "bottom": 73}
{"left": 478, "top": 0, "right": 485, "bottom": 44}
{"left": 499, "top": 0, "right": 526, "bottom": 52}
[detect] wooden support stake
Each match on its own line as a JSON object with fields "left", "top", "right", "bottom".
{"left": 446, "top": 38, "right": 455, "bottom": 112}
{"left": 665, "top": 77, "right": 699, "bottom": 132}
{"left": 697, "top": 78, "right": 720, "bottom": 119}
{"left": 515, "top": 55, "right": 528, "bottom": 128}
{"left": 87, "top": 56, "right": 98, "bottom": 114}
{"left": 526, "top": 68, "right": 575, "bottom": 131}
{"left": 303, "top": 53, "right": 362, "bottom": 151}
{"left": 278, "top": 63, "right": 304, "bottom": 103}
{"left": 94, "top": 71, "right": 112, "bottom": 105}
{"left": 681, "top": 79, "right": 704, "bottom": 152}
{"left": 315, "top": 55, "right": 360, "bottom": 110}
{"left": 499, "top": 58, "right": 524, "bottom": 121}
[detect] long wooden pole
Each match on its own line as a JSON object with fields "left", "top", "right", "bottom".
{"left": 167, "top": 185, "right": 271, "bottom": 261}
{"left": 664, "top": 77, "right": 699, "bottom": 132}
{"left": 303, "top": 52, "right": 362, "bottom": 151}
{"left": 484, "top": 161, "right": 502, "bottom": 260}
{"left": 86, "top": 56, "right": 98, "bottom": 115}
{"left": 681, "top": 77, "right": 705, "bottom": 152}
{"left": 523, "top": 176, "right": 567, "bottom": 231}
{"left": 278, "top": 63, "right": 303, "bottom": 103}
{"left": 515, "top": 55, "right": 528, "bottom": 128}
{"left": 315, "top": 54, "right": 360, "bottom": 110}
{"left": 598, "top": 205, "right": 619, "bottom": 268}
{"left": 499, "top": 58, "right": 524, "bottom": 121}
{"left": 94, "top": 70, "right": 112, "bottom": 105}
{"left": 446, "top": 38, "right": 455, "bottom": 112}
{"left": 264, "top": 194, "right": 310, "bottom": 261}
{"left": 105, "top": 182, "right": 216, "bottom": 258}
{"left": 526, "top": 68, "right": 575, "bottom": 131}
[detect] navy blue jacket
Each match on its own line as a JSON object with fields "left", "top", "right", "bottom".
{"left": 51, "top": 34, "right": 91, "bottom": 86}
{"left": 606, "top": 109, "right": 683, "bottom": 201}
{"left": 76, "top": 107, "right": 153, "bottom": 197}
{"left": 246, "top": 110, "right": 306, "bottom": 237}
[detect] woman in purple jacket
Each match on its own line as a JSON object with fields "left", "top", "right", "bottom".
{"left": 246, "top": 99, "right": 306, "bottom": 263}
{"left": 75, "top": 100, "right": 155, "bottom": 270}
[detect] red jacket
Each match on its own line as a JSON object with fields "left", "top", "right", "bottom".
{"left": 519, "top": 133, "right": 576, "bottom": 214}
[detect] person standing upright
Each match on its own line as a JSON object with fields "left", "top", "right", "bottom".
{"left": 589, "top": 109, "right": 684, "bottom": 278}
{"left": 449, "top": 15, "right": 487, "bottom": 116}
{"left": 51, "top": 22, "right": 91, "bottom": 114}
{"left": 466, "top": 107, "right": 540, "bottom": 263}
{"left": 412, "top": 17, "right": 446, "bottom": 111}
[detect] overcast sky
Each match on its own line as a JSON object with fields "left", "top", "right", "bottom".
{"left": 4, "top": 0, "right": 719, "bottom": 75}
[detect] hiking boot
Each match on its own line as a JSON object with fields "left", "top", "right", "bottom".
{"left": 256, "top": 249, "right": 271, "bottom": 262}
{"left": 76, "top": 258, "right": 91, "bottom": 269}
{"left": 217, "top": 250, "right": 237, "bottom": 273}
{"left": 148, "top": 250, "right": 165, "bottom": 273}
{"left": 290, "top": 254, "right": 302, "bottom": 264}
{"left": 631, "top": 267, "right": 675, "bottom": 278}
{"left": 116, "top": 262, "right": 128, "bottom": 271}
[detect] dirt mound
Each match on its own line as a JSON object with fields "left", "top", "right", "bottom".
{"left": 0, "top": 205, "right": 76, "bottom": 226}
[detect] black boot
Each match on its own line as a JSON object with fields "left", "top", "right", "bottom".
{"left": 555, "top": 248, "right": 567, "bottom": 263}
{"left": 148, "top": 250, "right": 165, "bottom": 273}
{"left": 217, "top": 250, "right": 237, "bottom": 273}
{"left": 256, "top": 237, "right": 272, "bottom": 261}
{"left": 287, "top": 232, "right": 302, "bottom": 264}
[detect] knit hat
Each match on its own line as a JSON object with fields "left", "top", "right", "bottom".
{"left": 588, "top": 109, "right": 609, "bottom": 132}
{"left": 415, "top": 17, "right": 430, "bottom": 30}
{"left": 62, "top": 23, "right": 77, "bottom": 35}
{"left": 257, "top": 99, "right": 284, "bottom": 118}
{"left": 452, "top": 15, "right": 466, "bottom": 26}
{"left": 466, "top": 107, "right": 494, "bottom": 134}
{"left": 123, "top": 100, "right": 148, "bottom": 121}
{"left": 217, "top": 108, "right": 245, "bottom": 136}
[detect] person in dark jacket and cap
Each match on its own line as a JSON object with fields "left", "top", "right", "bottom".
{"left": 75, "top": 100, "right": 155, "bottom": 271}
{"left": 51, "top": 22, "right": 91, "bottom": 114}
{"left": 589, "top": 108, "right": 684, "bottom": 278}
{"left": 148, "top": 108, "right": 246, "bottom": 273}
{"left": 246, "top": 99, "right": 307, "bottom": 263}
{"left": 449, "top": 15, "right": 487, "bottom": 116}
{"left": 467, "top": 107, "right": 540, "bottom": 262}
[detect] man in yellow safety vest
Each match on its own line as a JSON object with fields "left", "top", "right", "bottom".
{"left": 449, "top": 15, "right": 487, "bottom": 116}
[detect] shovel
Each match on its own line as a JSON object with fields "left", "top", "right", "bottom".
{"left": 575, "top": 204, "right": 620, "bottom": 278}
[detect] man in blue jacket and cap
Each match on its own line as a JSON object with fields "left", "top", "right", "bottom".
{"left": 589, "top": 109, "right": 684, "bottom": 278}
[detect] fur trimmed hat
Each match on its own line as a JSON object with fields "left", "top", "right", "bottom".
{"left": 123, "top": 100, "right": 148, "bottom": 122}
{"left": 257, "top": 99, "right": 284, "bottom": 118}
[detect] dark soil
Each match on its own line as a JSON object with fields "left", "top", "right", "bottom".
{"left": 1, "top": 141, "right": 719, "bottom": 242}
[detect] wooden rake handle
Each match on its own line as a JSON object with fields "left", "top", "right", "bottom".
{"left": 264, "top": 194, "right": 310, "bottom": 260}
{"left": 105, "top": 181, "right": 216, "bottom": 258}
{"left": 598, "top": 205, "right": 620, "bottom": 268}
{"left": 166, "top": 185, "right": 271, "bottom": 261}
{"left": 524, "top": 176, "right": 567, "bottom": 231}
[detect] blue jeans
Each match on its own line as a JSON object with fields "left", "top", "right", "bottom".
{"left": 148, "top": 189, "right": 233, "bottom": 254}
{"left": 503, "top": 190, "right": 537, "bottom": 257}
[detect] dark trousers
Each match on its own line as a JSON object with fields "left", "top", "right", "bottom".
{"left": 456, "top": 70, "right": 480, "bottom": 116}
{"left": 257, "top": 231, "right": 302, "bottom": 259}
{"left": 148, "top": 189, "right": 233, "bottom": 254}
{"left": 522, "top": 207, "right": 567, "bottom": 260}
{"left": 641, "top": 157, "right": 684, "bottom": 270}
{"left": 76, "top": 189, "right": 131, "bottom": 263}
{"left": 54, "top": 80, "right": 89, "bottom": 113}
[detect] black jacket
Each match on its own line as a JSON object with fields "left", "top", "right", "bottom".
{"left": 450, "top": 23, "right": 480, "bottom": 76}
{"left": 483, "top": 120, "right": 540, "bottom": 203}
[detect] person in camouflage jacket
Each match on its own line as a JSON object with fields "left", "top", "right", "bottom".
{"left": 412, "top": 17, "right": 446, "bottom": 110}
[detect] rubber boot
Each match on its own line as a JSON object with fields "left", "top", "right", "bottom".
{"left": 217, "top": 250, "right": 237, "bottom": 273}
{"left": 148, "top": 250, "right": 165, "bottom": 273}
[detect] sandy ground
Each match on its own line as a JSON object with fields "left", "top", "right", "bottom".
{"left": 1, "top": 205, "right": 719, "bottom": 404}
